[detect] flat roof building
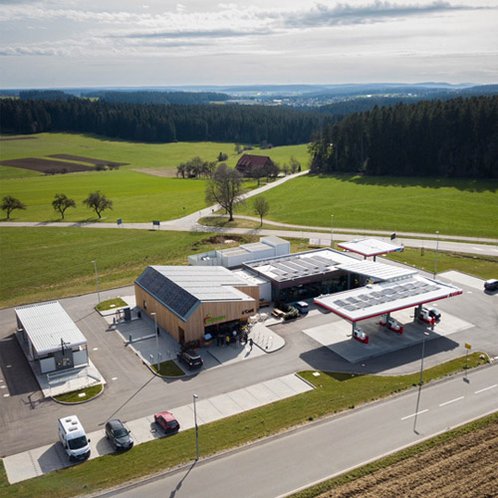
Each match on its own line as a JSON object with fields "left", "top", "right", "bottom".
{"left": 15, "top": 301, "right": 89, "bottom": 374}
{"left": 338, "top": 238, "right": 404, "bottom": 260}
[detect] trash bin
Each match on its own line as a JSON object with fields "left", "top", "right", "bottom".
{"left": 123, "top": 307, "right": 131, "bottom": 321}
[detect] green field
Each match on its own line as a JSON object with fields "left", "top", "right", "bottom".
{"left": 235, "top": 175, "right": 498, "bottom": 238}
{"left": 0, "top": 133, "right": 309, "bottom": 222}
{"left": 0, "top": 228, "right": 258, "bottom": 308}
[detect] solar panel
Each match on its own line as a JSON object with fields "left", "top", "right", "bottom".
{"left": 136, "top": 268, "right": 198, "bottom": 319}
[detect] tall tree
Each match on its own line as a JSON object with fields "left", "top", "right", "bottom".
{"left": 1, "top": 195, "right": 26, "bottom": 219}
{"left": 52, "top": 193, "right": 76, "bottom": 219}
{"left": 253, "top": 197, "right": 269, "bottom": 226}
{"left": 205, "top": 164, "right": 244, "bottom": 222}
{"left": 83, "top": 191, "right": 113, "bottom": 219}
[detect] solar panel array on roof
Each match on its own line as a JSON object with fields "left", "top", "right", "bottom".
{"left": 332, "top": 280, "right": 440, "bottom": 312}
{"left": 136, "top": 267, "right": 199, "bottom": 319}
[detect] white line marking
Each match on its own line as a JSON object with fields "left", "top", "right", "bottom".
{"left": 475, "top": 384, "right": 497, "bottom": 394}
{"left": 112, "top": 377, "right": 118, "bottom": 381}
{"left": 401, "top": 409, "right": 429, "bottom": 420}
{"left": 439, "top": 396, "right": 464, "bottom": 407}
{"left": 471, "top": 247, "right": 483, "bottom": 251}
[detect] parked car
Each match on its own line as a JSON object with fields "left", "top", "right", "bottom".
{"left": 353, "top": 326, "right": 369, "bottom": 344}
{"left": 154, "top": 411, "right": 180, "bottom": 435}
{"left": 177, "top": 349, "right": 203, "bottom": 369}
{"left": 105, "top": 419, "right": 133, "bottom": 451}
{"left": 294, "top": 301, "right": 309, "bottom": 315}
{"left": 379, "top": 315, "right": 404, "bottom": 334}
{"left": 484, "top": 279, "right": 498, "bottom": 291}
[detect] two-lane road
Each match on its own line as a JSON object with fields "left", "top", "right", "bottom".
{"left": 103, "top": 363, "right": 498, "bottom": 498}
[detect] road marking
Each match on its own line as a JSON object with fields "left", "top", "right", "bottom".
{"left": 112, "top": 377, "right": 118, "bottom": 381}
{"left": 471, "top": 247, "right": 483, "bottom": 251}
{"left": 3, "top": 393, "right": 9, "bottom": 398}
{"left": 401, "top": 409, "right": 429, "bottom": 420}
{"left": 475, "top": 384, "right": 497, "bottom": 394}
{"left": 439, "top": 396, "right": 464, "bottom": 407}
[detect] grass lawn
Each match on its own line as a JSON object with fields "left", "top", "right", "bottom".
{"left": 0, "top": 133, "right": 308, "bottom": 222}
{"left": 95, "top": 297, "right": 128, "bottom": 311}
{"left": 151, "top": 360, "right": 185, "bottom": 377}
{"left": 235, "top": 174, "right": 498, "bottom": 238}
{"left": 0, "top": 228, "right": 258, "bottom": 308}
{"left": 0, "top": 353, "right": 487, "bottom": 498}
{"left": 53, "top": 384, "right": 103, "bottom": 403}
{"left": 384, "top": 247, "right": 498, "bottom": 280}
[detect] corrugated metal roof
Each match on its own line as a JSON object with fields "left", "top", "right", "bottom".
{"left": 337, "top": 260, "right": 416, "bottom": 281}
{"left": 15, "top": 301, "right": 86, "bottom": 355}
{"left": 135, "top": 266, "right": 254, "bottom": 320}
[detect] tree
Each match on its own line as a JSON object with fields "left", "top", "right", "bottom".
{"left": 52, "top": 193, "right": 76, "bottom": 219}
{"left": 253, "top": 197, "right": 269, "bottom": 226}
{"left": 289, "top": 156, "right": 302, "bottom": 173}
{"left": 1, "top": 195, "right": 26, "bottom": 219}
{"left": 205, "top": 164, "right": 244, "bottom": 222}
{"left": 83, "top": 191, "right": 113, "bottom": 219}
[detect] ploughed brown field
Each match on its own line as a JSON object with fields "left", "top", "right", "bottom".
{"left": 317, "top": 418, "right": 498, "bottom": 498}
{"left": 0, "top": 157, "right": 92, "bottom": 173}
{"left": 48, "top": 153, "right": 128, "bottom": 167}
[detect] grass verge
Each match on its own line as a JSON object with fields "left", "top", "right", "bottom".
{"left": 0, "top": 353, "right": 488, "bottom": 498}
{"left": 289, "top": 411, "right": 498, "bottom": 498}
{"left": 151, "top": 360, "right": 184, "bottom": 377}
{"left": 95, "top": 297, "right": 128, "bottom": 312}
{"left": 52, "top": 384, "right": 103, "bottom": 404}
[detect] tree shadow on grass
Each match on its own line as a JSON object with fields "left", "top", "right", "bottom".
{"left": 312, "top": 173, "right": 498, "bottom": 193}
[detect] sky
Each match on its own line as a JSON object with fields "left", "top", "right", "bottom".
{"left": 1, "top": 0, "right": 497, "bottom": 88}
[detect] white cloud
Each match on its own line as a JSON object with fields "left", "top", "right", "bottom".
{"left": 0, "top": 1, "right": 497, "bottom": 86}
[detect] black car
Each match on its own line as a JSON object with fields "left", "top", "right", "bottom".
{"left": 484, "top": 279, "right": 498, "bottom": 292}
{"left": 105, "top": 419, "right": 134, "bottom": 451}
{"left": 177, "top": 349, "right": 203, "bottom": 369}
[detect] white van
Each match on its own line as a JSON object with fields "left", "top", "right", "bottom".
{"left": 58, "top": 415, "right": 91, "bottom": 461}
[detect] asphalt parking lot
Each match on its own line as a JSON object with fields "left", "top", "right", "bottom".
{"left": 0, "top": 271, "right": 497, "bottom": 460}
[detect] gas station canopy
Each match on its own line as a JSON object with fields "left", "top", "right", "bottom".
{"left": 338, "top": 238, "right": 404, "bottom": 258}
{"left": 314, "top": 275, "right": 462, "bottom": 323}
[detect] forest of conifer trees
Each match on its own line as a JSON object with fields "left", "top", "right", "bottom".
{"left": 309, "top": 95, "right": 498, "bottom": 178}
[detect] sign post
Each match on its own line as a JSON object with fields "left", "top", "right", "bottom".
{"left": 464, "top": 343, "right": 471, "bottom": 381}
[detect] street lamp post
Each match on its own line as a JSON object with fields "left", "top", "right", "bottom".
{"left": 151, "top": 312, "right": 159, "bottom": 370}
{"left": 433, "top": 231, "right": 440, "bottom": 279}
{"left": 419, "top": 331, "right": 430, "bottom": 385}
{"left": 330, "top": 214, "right": 334, "bottom": 248}
{"left": 193, "top": 394, "right": 199, "bottom": 460}
{"left": 91, "top": 260, "right": 101, "bottom": 304}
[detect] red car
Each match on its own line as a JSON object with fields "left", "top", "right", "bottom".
{"left": 379, "top": 316, "right": 404, "bottom": 334}
{"left": 154, "top": 411, "right": 180, "bottom": 435}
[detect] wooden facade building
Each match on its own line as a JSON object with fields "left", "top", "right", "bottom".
{"left": 135, "top": 266, "right": 259, "bottom": 344}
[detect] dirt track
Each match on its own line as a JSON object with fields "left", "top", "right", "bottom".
{"left": 318, "top": 418, "right": 498, "bottom": 497}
